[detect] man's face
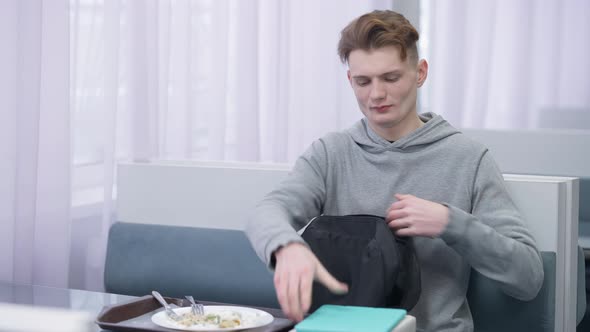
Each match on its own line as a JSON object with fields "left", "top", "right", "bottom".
{"left": 347, "top": 46, "right": 427, "bottom": 139}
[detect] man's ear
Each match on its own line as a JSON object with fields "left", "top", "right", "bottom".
{"left": 417, "top": 59, "right": 428, "bottom": 87}
{"left": 347, "top": 70, "right": 352, "bottom": 85}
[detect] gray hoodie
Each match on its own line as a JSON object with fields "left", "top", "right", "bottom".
{"left": 246, "top": 112, "right": 544, "bottom": 332}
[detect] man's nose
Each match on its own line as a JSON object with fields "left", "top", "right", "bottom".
{"left": 369, "top": 81, "right": 386, "bottom": 100}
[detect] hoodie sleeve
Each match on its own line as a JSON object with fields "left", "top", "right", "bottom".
{"left": 440, "top": 151, "right": 544, "bottom": 301}
{"left": 245, "top": 139, "right": 328, "bottom": 267}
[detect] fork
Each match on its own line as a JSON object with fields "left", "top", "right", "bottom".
{"left": 152, "top": 291, "right": 182, "bottom": 321}
{"left": 185, "top": 295, "right": 204, "bottom": 315}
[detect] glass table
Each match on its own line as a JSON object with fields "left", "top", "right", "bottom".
{"left": 0, "top": 282, "right": 415, "bottom": 332}
{"left": 0, "top": 281, "right": 294, "bottom": 332}
{"left": 0, "top": 281, "right": 136, "bottom": 331}
{"left": 1, "top": 281, "right": 134, "bottom": 312}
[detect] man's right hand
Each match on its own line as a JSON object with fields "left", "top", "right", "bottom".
{"left": 273, "top": 242, "right": 348, "bottom": 322}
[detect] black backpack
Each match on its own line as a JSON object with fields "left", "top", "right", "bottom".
{"left": 301, "top": 215, "right": 421, "bottom": 312}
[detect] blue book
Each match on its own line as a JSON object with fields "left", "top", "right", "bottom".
{"left": 295, "top": 305, "right": 406, "bottom": 332}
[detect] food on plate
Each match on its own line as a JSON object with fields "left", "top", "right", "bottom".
{"left": 175, "top": 310, "right": 242, "bottom": 328}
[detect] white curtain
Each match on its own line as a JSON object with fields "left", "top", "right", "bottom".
{"left": 0, "top": 0, "right": 71, "bottom": 288}
{"left": 1, "top": 0, "right": 394, "bottom": 291}
{"left": 421, "top": 0, "right": 590, "bottom": 130}
{"left": 115, "top": 0, "right": 393, "bottom": 163}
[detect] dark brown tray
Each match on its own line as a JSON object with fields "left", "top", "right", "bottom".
{"left": 96, "top": 295, "right": 294, "bottom": 332}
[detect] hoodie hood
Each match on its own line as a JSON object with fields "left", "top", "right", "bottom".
{"left": 346, "top": 112, "right": 460, "bottom": 153}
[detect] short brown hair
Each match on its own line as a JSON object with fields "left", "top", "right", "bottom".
{"left": 337, "top": 10, "right": 419, "bottom": 64}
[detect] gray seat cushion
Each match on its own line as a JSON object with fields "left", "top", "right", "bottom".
{"left": 467, "top": 252, "right": 556, "bottom": 332}
{"left": 578, "top": 246, "right": 587, "bottom": 325}
{"left": 104, "top": 222, "right": 279, "bottom": 308}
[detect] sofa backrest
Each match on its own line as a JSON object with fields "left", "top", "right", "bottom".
{"left": 104, "top": 222, "right": 279, "bottom": 308}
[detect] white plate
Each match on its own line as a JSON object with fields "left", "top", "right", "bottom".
{"left": 151, "top": 305, "right": 274, "bottom": 331}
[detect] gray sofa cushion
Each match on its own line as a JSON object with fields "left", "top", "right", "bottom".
{"left": 104, "top": 222, "right": 279, "bottom": 308}
{"left": 578, "top": 246, "right": 588, "bottom": 324}
{"left": 467, "top": 252, "right": 556, "bottom": 332}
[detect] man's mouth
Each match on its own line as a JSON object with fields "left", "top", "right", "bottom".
{"left": 371, "top": 105, "right": 392, "bottom": 113}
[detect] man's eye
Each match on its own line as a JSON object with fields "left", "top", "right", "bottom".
{"left": 356, "top": 80, "right": 369, "bottom": 86}
{"left": 385, "top": 76, "right": 400, "bottom": 82}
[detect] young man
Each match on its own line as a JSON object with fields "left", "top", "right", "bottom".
{"left": 246, "top": 10, "right": 543, "bottom": 332}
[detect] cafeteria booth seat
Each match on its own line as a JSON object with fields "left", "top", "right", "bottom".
{"left": 105, "top": 162, "right": 587, "bottom": 332}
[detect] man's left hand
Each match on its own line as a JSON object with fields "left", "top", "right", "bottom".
{"left": 386, "top": 194, "right": 450, "bottom": 237}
